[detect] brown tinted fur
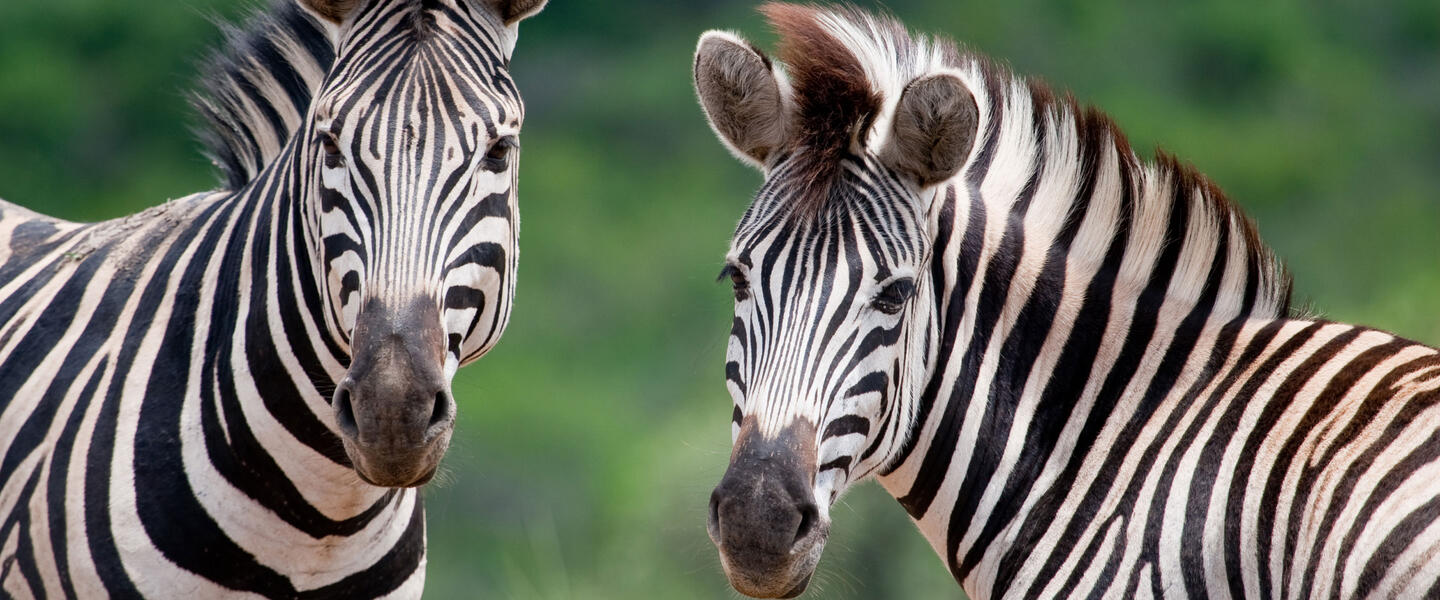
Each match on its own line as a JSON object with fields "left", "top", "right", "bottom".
{"left": 762, "top": 3, "right": 882, "bottom": 215}
{"left": 299, "top": 0, "right": 360, "bottom": 23}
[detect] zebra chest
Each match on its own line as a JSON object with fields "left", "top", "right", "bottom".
{"left": 0, "top": 280, "right": 425, "bottom": 597}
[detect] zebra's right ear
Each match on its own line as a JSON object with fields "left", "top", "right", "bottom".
{"left": 295, "top": 0, "right": 359, "bottom": 24}
{"left": 694, "top": 31, "right": 790, "bottom": 170}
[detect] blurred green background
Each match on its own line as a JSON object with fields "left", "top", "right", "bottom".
{"left": 1, "top": 0, "right": 1437, "bottom": 598}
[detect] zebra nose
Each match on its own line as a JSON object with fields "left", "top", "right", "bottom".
{"left": 709, "top": 468, "right": 822, "bottom": 555}
{"left": 331, "top": 376, "right": 453, "bottom": 446}
{"left": 332, "top": 297, "right": 455, "bottom": 487}
{"left": 707, "top": 419, "right": 828, "bottom": 599}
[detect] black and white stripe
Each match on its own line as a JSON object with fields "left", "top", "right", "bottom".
{"left": 0, "top": 0, "right": 543, "bottom": 597}
{"left": 698, "top": 5, "right": 1440, "bottom": 599}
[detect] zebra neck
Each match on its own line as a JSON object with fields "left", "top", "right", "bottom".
{"left": 208, "top": 165, "right": 395, "bottom": 518}
{"left": 877, "top": 93, "right": 1293, "bottom": 590}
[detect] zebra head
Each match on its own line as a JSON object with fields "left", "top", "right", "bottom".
{"left": 295, "top": 0, "right": 545, "bottom": 488}
{"left": 695, "top": 6, "right": 978, "bottom": 597}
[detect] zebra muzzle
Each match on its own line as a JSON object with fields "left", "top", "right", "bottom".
{"left": 708, "top": 419, "right": 829, "bottom": 599}
{"left": 332, "top": 297, "right": 455, "bottom": 488}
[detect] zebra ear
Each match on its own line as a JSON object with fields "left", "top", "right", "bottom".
{"left": 694, "top": 31, "right": 790, "bottom": 170}
{"left": 879, "top": 72, "right": 979, "bottom": 188}
{"left": 295, "top": 0, "right": 359, "bottom": 24}
{"left": 486, "top": 0, "right": 548, "bottom": 25}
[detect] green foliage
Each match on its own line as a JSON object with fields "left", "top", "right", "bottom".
{"left": 1, "top": 1, "right": 1436, "bottom": 598}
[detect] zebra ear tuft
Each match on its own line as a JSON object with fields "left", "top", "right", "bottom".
{"left": 295, "top": 0, "right": 360, "bottom": 24}
{"left": 694, "top": 31, "right": 789, "bottom": 170}
{"left": 486, "top": 0, "right": 548, "bottom": 25}
{"left": 879, "top": 72, "right": 979, "bottom": 188}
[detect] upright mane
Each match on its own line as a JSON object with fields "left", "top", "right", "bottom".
{"left": 763, "top": 3, "right": 961, "bottom": 211}
{"left": 762, "top": 3, "right": 1293, "bottom": 319}
{"left": 192, "top": 1, "right": 335, "bottom": 190}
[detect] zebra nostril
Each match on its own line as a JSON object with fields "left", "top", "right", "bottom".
{"left": 793, "top": 503, "right": 818, "bottom": 547}
{"left": 334, "top": 385, "right": 358, "bottom": 439}
{"left": 427, "top": 390, "right": 453, "bottom": 432}
{"left": 708, "top": 491, "right": 723, "bottom": 537}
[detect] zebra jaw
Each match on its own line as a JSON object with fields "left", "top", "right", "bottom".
{"left": 709, "top": 419, "right": 830, "bottom": 599}
{"left": 332, "top": 297, "right": 455, "bottom": 488}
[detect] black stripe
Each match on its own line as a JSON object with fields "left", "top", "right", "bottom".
{"left": 894, "top": 74, "right": 1004, "bottom": 517}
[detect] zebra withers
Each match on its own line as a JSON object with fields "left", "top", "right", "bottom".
{"left": 695, "top": 4, "right": 1440, "bottom": 599}
{"left": 0, "top": 0, "right": 544, "bottom": 597}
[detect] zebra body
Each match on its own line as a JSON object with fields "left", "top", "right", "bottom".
{"left": 695, "top": 4, "right": 1440, "bottom": 599}
{"left": 0, "top": 0, "right": 545, "bottom": 597}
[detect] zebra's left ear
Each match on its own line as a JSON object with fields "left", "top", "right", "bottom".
{"left": 878, "top": 72, "right": 979, "bottom": 188}
{"left": 485, "top": 0, "right": 548, "bottom": 25}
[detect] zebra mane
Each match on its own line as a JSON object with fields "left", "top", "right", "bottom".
{"left": 762, "top": 3, "right": 961, "bottom": 211}
{"left": 192, "top": 1, "right": 336, "bottom": 190}
{"left": 762, "top": 3, "right": 1293, "bottom": 318}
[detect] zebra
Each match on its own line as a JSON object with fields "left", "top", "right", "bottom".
{"left": 0, "top": 0, "right": 545, "bottom": 596}
{"left": 695, "top": 4, "right": 1440, "bottom": 599}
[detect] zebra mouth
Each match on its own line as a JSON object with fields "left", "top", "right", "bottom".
{"left": 343, "top": 434, "right": 451, "bottom": 488}
{"left": 780, "top": 574, "right": 813, "bottom": 599}
{"left": 354, "top": 466, "right": 435, "bottom": 488}
{"left": 716, "top": 547, "right": 824, "bottom": 599}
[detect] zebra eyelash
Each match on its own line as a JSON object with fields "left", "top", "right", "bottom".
{"left": 718, "top": 264, "right": 751, "bottom": 301}
{"left": 871, "top": 277, "right": 916, "bottom": 315}
{"left": 481, "top": 136, "right": 519, "bottom": 172}
{"left": 315, "top": 131, "right": 344, "bottom": 169}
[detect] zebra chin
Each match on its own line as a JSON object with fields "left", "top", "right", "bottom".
{"left": 332, "top": 297, "right": 457, "bottom": 488}
{"left": 708, "top": 419, "right": 831, "bottom": 598}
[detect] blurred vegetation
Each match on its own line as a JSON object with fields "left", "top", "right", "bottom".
{"left": 0, "top": 0, "right": 1437, "bottom": 598}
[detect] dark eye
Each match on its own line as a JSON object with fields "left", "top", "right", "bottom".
{"left": 482, "top": 137, "right": 517, "bottom": 171}
{"left": 316, "top": 132, "right": 343, "bottom": 168}
{"left": 872, "top": 278, "right": 915, "bottom": 315}
{"left": 718, "top": 264, "right": 750, "bottom": 301}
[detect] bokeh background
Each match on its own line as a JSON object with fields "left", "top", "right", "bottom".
{"left": 1, "top": 0, "right": 1438, "bottom": 598}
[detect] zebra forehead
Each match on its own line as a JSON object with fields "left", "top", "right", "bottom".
{"left": 737, "top": 165, "right": 925, "bottom": 266}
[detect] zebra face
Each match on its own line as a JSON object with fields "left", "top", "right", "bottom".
{"left": 695, "top": 18, "right": 978, "bottom": 598}
{"left": 707, "top": 157, "right": 935, "bottom": 598}
{"left": 298, "top": 0, "right": 543, "bottom": 488}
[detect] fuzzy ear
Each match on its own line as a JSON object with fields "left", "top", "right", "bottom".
{"left": 879, "top": 72, "right": 979, "bottom": 187}
{"left": 486, "top": 0, "right": 548, "bottom": 25}
{"left": 295, "top": 0, "right": 359, "bottom": 24}
{"left": 694, "top": 31, "right": 789, "bottom": 169}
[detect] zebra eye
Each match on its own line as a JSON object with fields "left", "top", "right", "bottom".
{"left": 316, "top": 132, "right": 343, "bottom": 168}
{"left": 718, "top": 265, "right": 751, "bottom": 301}
{"left": 482, "top": 137, "right": 517, "bottom": 171}
{"left": 872, "top": 277, "right": 915, "bottom": 315}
